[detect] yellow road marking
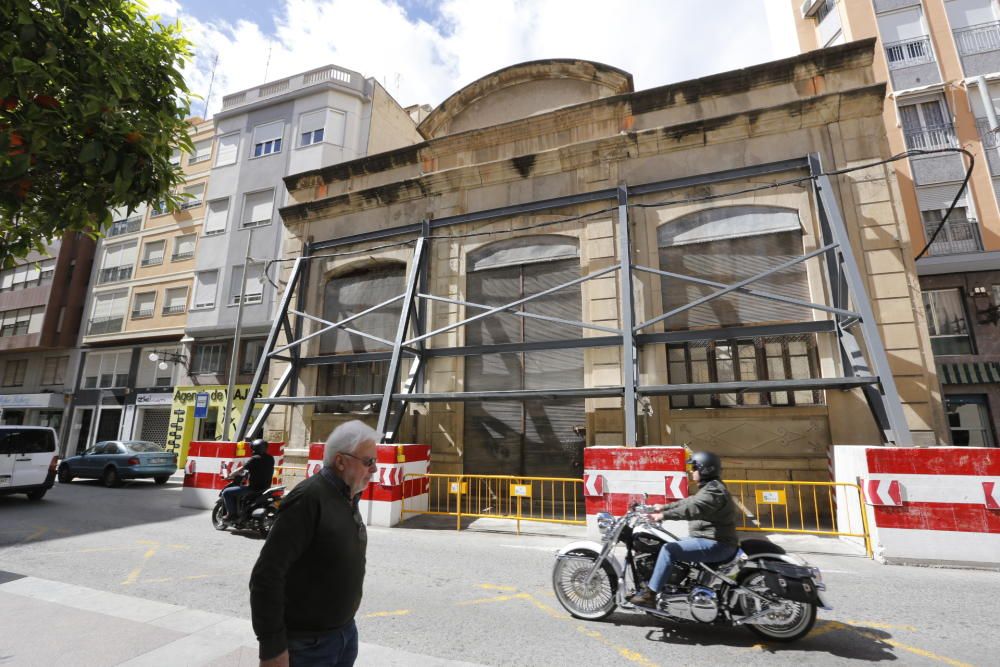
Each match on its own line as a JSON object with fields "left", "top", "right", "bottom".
{"left": 457, "top": 593, "right": 532, "bottom": 606}
{"left": 121, "top": 541, "right": 160, "bottom": 586}
{"left": 846, "top": 619, "right": 919, "bottom": 632}
{"left": 364, "top": 610, "right": 411, "bottom": 618}
{"left": 19, "top": 527, "right": 47, "bottom": 544}
{"left": 477, "top": 583, "right": 517, "bottom": 591}
{"left": 576, "top": 626, "right": 660, "bottom": 667}
{"left": 850, "top": 628, "right": 973, "bottom": 667}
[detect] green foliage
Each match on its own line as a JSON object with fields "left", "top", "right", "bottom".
{"left": 0, "top": 0, "right": 193, "bottom": 266}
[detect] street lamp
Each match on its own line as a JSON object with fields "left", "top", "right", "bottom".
{"left": 148, "top": 350, "right": 189, "bottom": 373}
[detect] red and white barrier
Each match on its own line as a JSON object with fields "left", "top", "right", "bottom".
{"left": 833, "top": 446, "right": 1000, "bottom": 567}
{"left": 583, "top": 446, "right": 688, "bottom": 538}
{"left": 306, "top": 442, "right": 431, "bottom": 526}
{"left": 180, "top": 441, "right": 285, "bottom": 509}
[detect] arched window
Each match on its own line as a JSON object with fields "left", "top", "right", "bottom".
{"left": 317, "top": 264, "right": 405, "bottom": 412}
{"left": 658, "top": 206, "right": 820, "bottom": 408}
{"left": 463, "top": 236, "right": 586, "bottom": 477}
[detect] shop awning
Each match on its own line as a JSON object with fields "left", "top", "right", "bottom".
{"left": 938, "top": 362, "right": 1000, "bottom": 385}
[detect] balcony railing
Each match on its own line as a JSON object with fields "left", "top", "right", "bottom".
{"left": 131, "top": 308, "right": 154, "bottom": 319}
{"left": 976, "top": 117, "right": 999, "bottom": 148}
{"left": 98, "top": 265, "right": 133, "bottom": 284}
{"left": 162, "top": 304, "right": 187, "bottom": 315}
{"left": 885, "top": 36, "right": 934, "bottom": 70}
{"left": 904, "top": 123, "right": 958, "bottom": 150}
{"left": 140, "top": 257, "right": 163, "bottom": 267}
{"left": 107, "top": 217, "right": 141, "bottom": 237}
{"left": 954, "top": 21, "right": 1000, "bottom": 56}
{"left": 88, "top": 316, "right": 124, "bottom": 335}
{"left": 923, "top": 219, "right": 985, "bottom": 256}
{"left": 230, "top": 293, "right": 263, "bottom": 306}
{"left": 171, "top": 251, "right": 195, "bottom": 262}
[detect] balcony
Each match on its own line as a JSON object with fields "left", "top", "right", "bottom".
{"left": 107, "top": 217, "right": 141, "bottom": 237}
{"left": 140, "top": 257, "right": 163, "bottom": 267}
{"left": 954, "top": 22, "right": 1000, "bottom": 77}
{"left": 884, "top": 36, "right": 940, "bottom": 90}
{"left": 171, "top": 251, "right": 195, "bottom": 262}
{"left": 88, "top": 316, "right": 123, "bottom": 335}
{"left": 922, "top": 219, "right": 985, "bottom": 256}
{"left": 161, "top": 304, "right": 186, "bottom": 315}
{"left": 904, "top": 124, "right": 958, "bottom": 151}
{"left": 131, "top": 308, "right": 154, "bottom": 319}
{"left": 98, "top": 265, "right": 133, "bottom": 284}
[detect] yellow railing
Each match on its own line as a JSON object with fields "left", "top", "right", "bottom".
{"left": 724, "top": 479, "right": 871, "bottom": 557}
{"left": 401, "top": 473, "right": 586, "bottom": 533}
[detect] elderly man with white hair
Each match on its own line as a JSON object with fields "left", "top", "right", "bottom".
{"left": 250, "top": 420, "right": 378, "bottom": 667}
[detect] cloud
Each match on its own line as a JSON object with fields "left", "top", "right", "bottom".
{"left": 150, "top": 0, "right": 796, "bottom": 117}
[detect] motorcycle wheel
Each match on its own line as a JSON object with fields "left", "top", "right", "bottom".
{"left": 211, "top": 503, "right": 229, "bottom": 531}
{"left": 258, "top": 510, "right": 276, "bottom": 538}
{"left": 552, "top": 549, "right": 618, "bottom": 620}
{"left": 737, "top": 570, "right": 817, "bottom": 642}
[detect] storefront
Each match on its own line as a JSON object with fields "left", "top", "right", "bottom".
{"left": 0, "top": 392, "right": 68, "bottom": 437}
{"left": 168, "top": 384, "right": 266, "bottom": 464}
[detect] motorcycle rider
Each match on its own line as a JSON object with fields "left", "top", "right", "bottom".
{"left": 629, "top": 451, "right": 738, "bottom": 608}
{"left": 221, "top": 438, "right": 275, "bottom": 525}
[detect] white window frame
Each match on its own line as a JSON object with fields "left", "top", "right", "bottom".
{"left": 230, "top": 263, "right": 264, "bottom": 305}
{"left": 163, "top": 286, "right": 189, "bottom": 315}
{"left": 141, "top": 239, "right": 165, "bottom": 267}
{"left": 189, "top": 138, "right": 213, "bottom": 164}
{"left": 132, "top": 291, "right": 156, "bottom": 319}
{"left": 242, "top": 189, "right": 275, "bottom": 228}
{"left": 204, "top": 198, "right": 230, "bottom": 236}
{"left": 172, "top": 233, "right": 197, "bottom": 261}
{"left": 251, "top": 121, "right": 284, "bottom": 158}
{"left": 193, "top": 270, "right": 219, "bottom": 310}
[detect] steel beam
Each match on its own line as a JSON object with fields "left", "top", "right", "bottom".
{"left": 377, "top": 237, "right": 426, "bottom": 440}
{"left": 616, "top": 186, "right": 639, "bottom": 446}
{"left": 809, "top": 154, "right": 913, "bottom": 445}
{"left": 639, "top": 376, "right": 877, "bottom": 396}
{"left": 236, "top": 257, "right": 305, "bottom": 440}
{"left": 636, "top": 320, "right": 836, "bottom": 345}
{"left": 423, "top": 336, "right": 623, "bottom": 358}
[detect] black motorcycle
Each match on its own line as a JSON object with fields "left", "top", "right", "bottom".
{"left": 211, "top": 471, "right": 284, "bottom": 537}
{"left": 552, "top": 503, "right": 828, "bottom": 642}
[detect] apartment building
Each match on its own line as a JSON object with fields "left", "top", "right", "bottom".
{"left": 0, "top": 235, "right": 96, "bottom": 445}
{"left": 795, "top": 0, "right": 1000, "bottom": 446}
{"left": 167, "top": 65, "right": 422, "bottom": 460}
{"left": 67, "top": 119, "right": 214, "bottom": 456}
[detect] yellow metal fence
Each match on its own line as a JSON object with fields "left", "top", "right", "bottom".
{"left": 724, "top": 479, "right": 871, "bottom": 557}
{"left": 401, "top": 474, "right": 586, "bottom": 533}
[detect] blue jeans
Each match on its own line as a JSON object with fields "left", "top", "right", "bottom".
{"left": 288, "top": 621, "right": 358, "bottom": 667}
{"left": 221, "top": 486, "right": 255, "bottom": 517}
{"left": 647, "top": 538, "right": 737, "bottom": 592}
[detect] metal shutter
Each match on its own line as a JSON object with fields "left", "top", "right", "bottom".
{"left": 916, "top": 183, "right": 969, "bottom": 210}
{"left": 139, "top": 408, "right": 171, "bottom": 447}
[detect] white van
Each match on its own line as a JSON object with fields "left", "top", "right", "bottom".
{"left": 0, "top": 426, "right": 59, "bottom": 500}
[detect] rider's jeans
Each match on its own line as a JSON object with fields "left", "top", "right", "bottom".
{"left": 648, "top": 538, "right": 737, "bottom": 593}
{"left": 221, "top": 486, "right": 255, "bottom": 517}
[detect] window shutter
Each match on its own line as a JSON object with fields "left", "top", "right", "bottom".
{"left": 321, "top": 266, "right": 405, "bottom": 354}
{"left": 916, "top": 183, "right": 969, "bottom": 210}
{"left": 245, "top": 263, "right": 264, "bottom": 297}
{"left": 215, "top": 133, "right": 239, "bottom": 166}
{"left": 175, "top": 234, "right": 196, "bottom": 256}
{"left": 328, "top": 110, "right": 347, "bottom": 145}
{"left": 29, "top": 308, "right": 44, "bottom": 334}
{"left": 145, "top": 241, "right": 165, "bottom": 263}
{"left": 194, "top": 271, "right": 218, "bottom": 307}
{"left": 243, "top": 190, "right": 274, "bottom": 225}
{"left": 300, "top": 110, "right": 325, "bottom": 134}
{"left": 205, "top": 199, "right": 229, "bottom": 234}
{"left": 166, "top": 288, "right": 187, "bottom": 309}
{"left": 134, "top": 292, "right": 155, "bottom": 313}
{"left": 252, "top": 121, "right": 283, "bottom": 145}
{"left": 193, "top": 139, "right": 212, "bottom": 162}
{"left": 878, "top": 7, "right": 924, "bottom": 42}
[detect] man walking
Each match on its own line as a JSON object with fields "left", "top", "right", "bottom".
{"left": 250, "top": 421, "right": 379, "bottom": 667}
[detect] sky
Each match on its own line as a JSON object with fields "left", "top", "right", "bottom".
{"left": 143, "top": 0, "right": 801, "bottom": 119}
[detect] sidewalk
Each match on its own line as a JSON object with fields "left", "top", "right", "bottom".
{"left": 0, "top": 571, "right": 481, "bottom": 667}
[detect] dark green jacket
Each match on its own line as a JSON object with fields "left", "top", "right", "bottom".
{"left": 660, "top": 479, "right": 739, "bottom": 547}
{"left": 249, "top": 469, "right": 367, "bottom": 660}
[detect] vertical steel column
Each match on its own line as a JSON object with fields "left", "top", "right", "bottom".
{"left": 289, "top": 241, "right": 311, "bottom": 399}
{"left": 617, "top": 186, "right": 639, "bottom": 446}
{"left": 236, "top": 257, "right": 305, "bottom": 441}
{"left": 376, "top": 237, "right": 427, "bottom": 440}
{"left": 810, "top": 156, "right": 913, "bottom": 445}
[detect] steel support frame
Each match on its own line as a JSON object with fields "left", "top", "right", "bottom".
{"left": 239, "top": 155, "right": 914, "bottom": 448}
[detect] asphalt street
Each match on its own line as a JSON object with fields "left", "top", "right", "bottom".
{"left": 0, "top": 476, "right": 996, "bottom": 667}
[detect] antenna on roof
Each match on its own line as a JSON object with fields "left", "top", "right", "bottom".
{"left": 263, "top": 42, "right": 273, "bottom": 82}
{"left": 203, "top": 53, "right": 219, "bottom": 119}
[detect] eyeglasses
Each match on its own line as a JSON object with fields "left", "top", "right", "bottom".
{"left": 340, "top": 451, "right": 376, "bottom": 467}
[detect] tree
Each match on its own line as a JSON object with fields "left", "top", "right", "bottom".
{"left": 0, "top": 0, "right": 193, "bottom": 266}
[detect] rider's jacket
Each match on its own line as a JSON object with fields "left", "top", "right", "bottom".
{"left": 660, "top": 479, "right": 739, "bottom": 547}
{"left": 245, "top": 453, "right": 275, "bottom": 491}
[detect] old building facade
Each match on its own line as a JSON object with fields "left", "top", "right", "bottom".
{"left": 258, "top": 41, "right": 947, "bottom": 483}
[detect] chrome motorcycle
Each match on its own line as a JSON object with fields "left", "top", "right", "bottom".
{"left": 552, "top": 503, "right": 829, "bottom": 641}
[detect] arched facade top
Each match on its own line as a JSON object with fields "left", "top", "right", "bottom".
{"left": 419, "top": 59, "right": 633, "bottom": 139}
{"left": 657, "top": 205, "right": 802, "bottom": 248}
{"left": 467, "top": 234, "right": 579, "bottom": 272}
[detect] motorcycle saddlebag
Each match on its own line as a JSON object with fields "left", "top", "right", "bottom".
{"left": 756, "top": 561, "right": 822, "bottom": 605}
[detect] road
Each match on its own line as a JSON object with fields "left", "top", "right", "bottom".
{"left": 0, "top": 477, "right": 996, "bottom": 666}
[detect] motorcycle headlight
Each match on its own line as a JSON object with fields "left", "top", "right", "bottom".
{"left": 596, "top": 512, "right": 614, "bottom": 537}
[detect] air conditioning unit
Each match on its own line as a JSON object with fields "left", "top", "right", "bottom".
{"left": 801, "top": 0, "right": 823, "bottom": 18}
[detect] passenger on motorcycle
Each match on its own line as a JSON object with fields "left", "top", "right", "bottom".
{"left": 221, "top": 438, "right": 275, "bottom": 523}
{"left": 629, "top": 451, "right": 739, "bottom": 608}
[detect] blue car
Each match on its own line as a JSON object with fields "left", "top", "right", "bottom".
{"left": 58, "top": 440, "right": 178, "bottom": 488}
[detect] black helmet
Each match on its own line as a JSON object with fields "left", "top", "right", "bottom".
{"left": 687, "top": 451, "right": 722, "bottom": 480}
{"left": 250, "top": 438, "right": 269, "bottom": 455}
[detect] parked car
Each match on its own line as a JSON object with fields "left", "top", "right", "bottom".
{"left": 58, "top": 440, "right": 177, "bottom": 487}
{"left": 0, "top": 426, "right": 59, "bottom": 500}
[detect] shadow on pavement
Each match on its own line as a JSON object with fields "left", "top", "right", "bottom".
{"left": 0, "top": 477, "right": 202, "bottom": 548}
{"left": 598, "top": 613, "right": 899, "bottom": 661}
{"left": 393, "top": 513, "right": 583, "bottom": 538}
